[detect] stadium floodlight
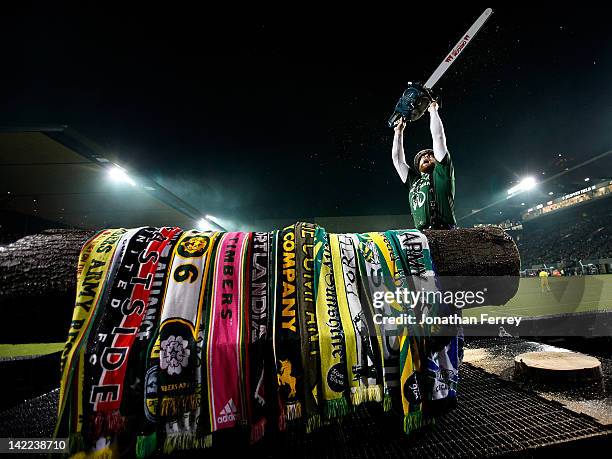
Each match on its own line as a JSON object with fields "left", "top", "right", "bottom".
{"left": 193, "top": 215, "right": 229, "bottom": 231}
{"left": 584, "top": 177, "right": 590, "bottom": 182}
{"left": 507, "top": 176, "right": 536, "bottom": 195}
{"left": 107, "top": 165, "right": 136, "bottom": 186}
{"left": 196, "top": 218, "right": 214, "bottom": 231}
{"left": 205, "top": 214, "right": 230, "bottom": 231}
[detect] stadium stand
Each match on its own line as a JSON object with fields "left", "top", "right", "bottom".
{"left": 513, "top": 197, "right": 612, "bottom": 269}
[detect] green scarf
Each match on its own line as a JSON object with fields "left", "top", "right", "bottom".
{"left": 384, "top": 230, "right": 431, "bottom": 434}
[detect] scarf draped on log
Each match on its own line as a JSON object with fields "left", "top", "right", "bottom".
{"left": 333, "top": 234, "right": 383, "bottom": 405}
{"left": 314, "top": 229, "right": 349, "bottom": 418}
{"left": 158, "top": 230, "right": 220, "bottom": 453}
{"left": 131, "top": 228, "right": 183, "bottom": 458}
{"left": 56, "top": 228, "right": 128, "bottom": 453}
{"left": 295, "top": 222, "right": 322, "bottom": 431}
{"left": 244, "top": 231, "right": 271, "bottom": 443}
{"left": 206, "top": 232, "right": 250, "bottom": 433}
{"left": 271, "top": 225, "right": 304, "bottom": 423}
{"left": 84, "top": 227, "right": 159, "bottom": 439}
{"left": 56, "top": 223, "right": 464, "bottom": 456}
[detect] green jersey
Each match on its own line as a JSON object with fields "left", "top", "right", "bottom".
{"left": 404, "top": 153, "right": 456, "bottom": 230}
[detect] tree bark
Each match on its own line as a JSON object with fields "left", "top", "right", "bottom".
{"left": 422, "top": 227, "right": 520, "bottom": 277}
{"left": 423, "top": 227, "right": 521, "bottom": 307}
{"left": 0, "top": 229, "right": 95, "bottom": 299}
{"left": 0, "top": 229, "right": 95, "bottom": 343}
{"left": 0, "top": 226, "right": 520, "bottom": 343}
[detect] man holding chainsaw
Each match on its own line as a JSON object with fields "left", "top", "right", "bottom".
{"left": 391, "top": 100, "right": 462, "bottom": 420}
{"left": 385, "top": 6, "right": 491, "bottom": 430}
{"left": 391, "top": 101, "right": 456, "bottom": 230}
{"left": 389, "top": 8, "right": 492, "bottom": 230}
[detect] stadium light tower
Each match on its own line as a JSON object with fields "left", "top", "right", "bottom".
{"left": 507, "top": 176, "right": 536, "bottom": 195}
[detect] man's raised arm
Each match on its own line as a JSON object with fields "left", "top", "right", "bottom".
{"left": 429, "top": 101, "right": 448, "bottom": 162}
{"left": 392, "top": 119, "right": 409, "bottom": 183}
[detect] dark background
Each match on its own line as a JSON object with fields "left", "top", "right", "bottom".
{"left": 1, "top": 5, "right": 611, "bottom": 228}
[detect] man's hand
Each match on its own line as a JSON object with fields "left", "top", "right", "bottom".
{"left": 393, "top": 118, "right": 406, "bottom": 133}
{"left": 428, "top": 100, "right": 439, "bottom": 113}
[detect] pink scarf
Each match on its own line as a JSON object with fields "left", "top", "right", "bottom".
{"left": 206, "top": 232, "right": 250, "bottom": 431}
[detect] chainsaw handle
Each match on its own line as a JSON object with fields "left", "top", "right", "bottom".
{"left": 387, "top": 112, "right": 404, "bottom": 129}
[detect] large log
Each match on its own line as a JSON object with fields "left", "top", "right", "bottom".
{"left": 0, "top": 226, "right": 520, "bottom": 343}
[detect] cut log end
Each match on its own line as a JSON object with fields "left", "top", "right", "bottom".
{"left": 514, "top": 351, "right": 603, "bottom": 385}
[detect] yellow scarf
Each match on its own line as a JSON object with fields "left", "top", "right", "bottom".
{"left": 329, "top": 234, "right": 361, "bottom": 403}
{"left": 55, "top": 228, "right": 127, "bottom": 444}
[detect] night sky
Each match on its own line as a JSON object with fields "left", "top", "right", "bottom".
{"left": 1, "top": 5, "right": 611, "bottom": 228}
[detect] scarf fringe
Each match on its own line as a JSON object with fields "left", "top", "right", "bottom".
{"left": 277, "top": 403, "right": 287, "bottom": 432}
{"left": 369, "top": 385, "right": 384, "bottom": 402}
{"left": 350, "top": 385, "right": 383, "bottom": 406}
{"left": 159, "top": 394, "right": 200, "bottom": 417}
{"left": 350, "top": 387, "right": 364, "bottom": 406}
{"left": 305, "top": 413, "right": 322, "bottom": 434}
{"left": 88, "top": 446, "right": 116, "bottom": 459}
{"left": 69, "top": 446, "right": 117, "bottom": 459}
{"left": 403, "top": 411, "right": 432, "bottom": 436}
{"left": 383, "top": 393, "right": 393, "bottom": 412}
{"left": 323, "top": 397, "right": 349, "bottom": 419}
{"left": 249, "top": 418, "right": 266, "bottom": 444}
{"left": 162, "top": 432, "right": 212, "bottom": 454}
{"left": 69, "top": 433, "right": 85, "bottom": 455}
{"left": 403, "top": 411, "right": 422, "bottom": 435}
{"left": 92, "top": 410, "right": 126, "bottom": 437}
{"left": 285, "top": 401, "right": 302, "bottom": 421}
{"left": 135, "top": 432, "right": 157, "bottom": 459}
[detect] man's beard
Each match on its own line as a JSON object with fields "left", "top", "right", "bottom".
{"left": 420, "top": 162, "right": 435, "bottom": 174}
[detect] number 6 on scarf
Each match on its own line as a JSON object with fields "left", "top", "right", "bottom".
{"left": 174, "top": 264, "right": 199, "bottom": 283}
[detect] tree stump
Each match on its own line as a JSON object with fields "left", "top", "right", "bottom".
{"left": 514, "top": 351, "right": 603, "bottom": 385}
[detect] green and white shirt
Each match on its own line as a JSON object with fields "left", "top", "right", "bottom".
{"left": 404, "top": 153, "right": 455, "bottom": 230}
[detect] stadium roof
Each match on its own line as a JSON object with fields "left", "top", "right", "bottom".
{"left": 0, "top": 126, "right": 218, "bottom": 230}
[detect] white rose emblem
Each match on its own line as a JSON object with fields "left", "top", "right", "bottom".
{"left": 160, "top": 335, "right": 190, "bottom": 375}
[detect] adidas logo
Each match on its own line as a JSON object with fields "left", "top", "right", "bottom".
{"left": 217, "top": 398, "right": 238, "bottom": 424}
